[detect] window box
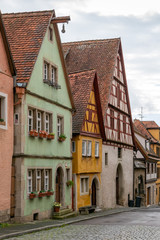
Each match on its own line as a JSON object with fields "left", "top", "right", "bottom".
{"left": 58, "top": 134, "right": 66, "bottom": 142}
{"left": 39, "top": 130, "right": 47, "bottom": 139}
{"left": 38, "top": 190, "right": 46, "bottom": 198}
{"left": 47, "top": 133, "right": 55, "bottom": 140}
{"left": 0, "top": 119, "right": 5, "bottom": 126}
{"left": 66, "top": 180, "right": 74, "bottom": 187}
{"left": 46, "top": 190, "right": 54, "bottom": 196}
{"left": 29, "top": 129, "right": 38, "bottom": 137}
{"left": 29, "top": 192, "right": 37, "bottom": 200}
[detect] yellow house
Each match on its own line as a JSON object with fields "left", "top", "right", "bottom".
{"left": 142, "top": 121, "right": 160, "bottom": 205}
{"left": 69, "top": 70, "right": 105, "bottom": 211}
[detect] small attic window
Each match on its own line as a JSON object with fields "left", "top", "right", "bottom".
{"left": 49, "top": 27, "right": 53, "bottom": 42}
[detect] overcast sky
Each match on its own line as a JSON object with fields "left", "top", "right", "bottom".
{"left": 1, "top": 0, "right": 160, "bottom": 123}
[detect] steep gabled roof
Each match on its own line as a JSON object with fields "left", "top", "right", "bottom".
{"left": 2, "top": 10, "right": 53, "bottom": 83}
{"left": 2, "top": 10, "right": 75, "bottom": 110}
{"left": 142, "top": 121, "right": 160, "bottom": 129}
{"left": 63, "top": 38, "right": 120, "bottom": 116}
{"left": 134, "top": 119, "right": 158, "bottom": 144}
{"left": 0, "top": 11, "right": 16, "bottom": 76}
{"left": 68, "top": 69, "right": 105, "bottom": 140}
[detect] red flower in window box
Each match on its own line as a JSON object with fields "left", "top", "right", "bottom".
{"left": 47, "top": 133, "right": 55, "bottom": 140}
{"left": 38, "top": 190, "right": 46, "bottom": 197}
{"left": 29, "top": 130, "right": 38, "bottom": 137}
{"left": 46, "top": 190, "right": 54, "bottom": 196}
{"left": 58, "top": 134, "right": 66, "bottom": 142}
{"left": 38, "top": 130, "right": 47, "bottom": 139}
{"left": 29, "top": 192, "right": 37, "bottom": 199}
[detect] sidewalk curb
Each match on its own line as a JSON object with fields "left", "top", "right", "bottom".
{"left": 0, "top": 208, "right": 137, "bottom": 239}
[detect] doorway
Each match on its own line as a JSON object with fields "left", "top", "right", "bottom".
{"left": 91, "top": 179, "right": 96, "bottom": 206}
{"left": 116, "top": 163, "right": 123, "bottom": 205}
{"left": 55, "top": 167, "right": 64, "bottom": 204}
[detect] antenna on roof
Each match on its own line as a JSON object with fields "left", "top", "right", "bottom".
{"left": 138, "top": 107, "right": 144, "bottom": 121}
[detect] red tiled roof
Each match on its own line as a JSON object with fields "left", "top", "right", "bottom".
{"left": 63, "top": 38, "right": 120, "bottom": 116}
{"left": 69, "top": 69, "right": 96, "bottom": 133}
{"left": 2, "top": 10, "right": 54, "bottom": 83}
{"left": 134, "top": 119, "right": 157, "bottom": 143}
{"left": 142, "top": 121, "right": 160, "bottom": 129}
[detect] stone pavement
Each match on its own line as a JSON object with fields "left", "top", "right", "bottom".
{"left": 0, "top": 207, "right": 137, "bottom": 239}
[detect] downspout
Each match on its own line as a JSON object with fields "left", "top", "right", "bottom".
{"left": 14, "top": 87, "right": 25, "bottom": 105}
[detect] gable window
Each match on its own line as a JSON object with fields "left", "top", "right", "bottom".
{"left": 51, "top": 66, "right": 56, "bottom": 84}
{"left": 28, "top": 109, "right": 33, "bottom": 132}
{"left": 123, "top": 115, "right": 126, "bottom": 134}
{"left": 118, "top": 147, "right": 122, "bottom": 158}
{"left": 95, "top": 142, "right": 99, "bottom": 157}
{"left": 44, "top": 62, "right": 49, "bottom": 80}
{"left": 87, "top": 141, "right": 92, "bottom": 156}
{"left": 110, "top": 109, "right": 114, "bottom": 129}
{"left": 0, "top": 93, "right": 7, "bottom": 129}
{"left": 80, "top": 177, "right": 89, "bottom": 194}
{"left": 82, "top": 140, "right": 87, "bottom": 156}
{"left": 117, "top": 57, "right": 120, "bottom": 78}
{"left": 57, "top": 116, "right": 63, "bottom": 137}
{"left": 49, "top": 27, "right": 53, "bottom": 41}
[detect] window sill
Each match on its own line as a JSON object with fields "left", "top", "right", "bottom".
{"left": 43, "top": 79, "right": 61, "bottom": 89}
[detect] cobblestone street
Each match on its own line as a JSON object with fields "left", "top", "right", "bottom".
{"left": 8, "top": 224, "right": 160, "bottom": 240}
{"left": 7, "top": 208, "right": 160, "bottom": 240}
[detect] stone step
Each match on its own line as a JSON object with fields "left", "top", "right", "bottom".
{"left": 53, "top": 208, "right": 73, "bottom": 216}
{"left": 53, "top": 211, "right": 79, "bottom": 220}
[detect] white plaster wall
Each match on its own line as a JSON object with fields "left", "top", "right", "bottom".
{"left": 102, "top": 144, "right": 133, "bottom": 208}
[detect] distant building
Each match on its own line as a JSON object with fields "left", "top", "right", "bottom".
{"left": 134, "top": 119, "right": 160, "bottom": 206}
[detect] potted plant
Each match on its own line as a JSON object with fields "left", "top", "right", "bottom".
{"left": 58, "top": 134, "right": 66, "bottom": 142}
{"left": 39, "top": 130, "right": 47, "bottom": 139}
{"left": 0, "top": 118, "right": 5, "bottom": 126}
{"left": 66, "top": 180, "right": 74, "bottom": 187}
{"left": 46, "top": 189, "right": 54, "bottom": 196}
{"left": 47, "top": 133, "right": 55, "bottom": 140}
{"left": 38, "top": 190, "right": 46, "bottom": 198}
{"left": 29, "top": 129, "right": 38, "bottom": 137}
{"left": 29, "top": 191, "right": 37, "bottom": 199}
{"left": 53, "top": 202, "right": 61, "bottom": 212}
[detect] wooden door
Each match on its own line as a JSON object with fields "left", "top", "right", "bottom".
{"left": 10, "top": 166, "right": 15, "bottom": 217}
{"left": 92, "top": 180, "right": 96, "bottom": 206}
{"left": 55, "top": 169, "right": 61, "bottom": 203}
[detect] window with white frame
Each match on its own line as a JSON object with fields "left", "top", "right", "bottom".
{"left": 44, "top": 170, "right": 49, "bottom": 191}
{"left": 45, "top": 113, "right": 50, "bottom": 133}
{"left": 37, "top": 111, "right": 42, "bottom": 132}
{"left": 28, "top": 170, "right": 33, "bottom": 193}
{"left": 80, "top": 177, "right": 89, "bottom": 194}
{"left": 82, "top": 140, "right": 87, "bottom": 156}
{"left": 57, "top": 116, "right": 63, "bottom": 137}
{"left": 0, "top": 93, "right": 7, "bottom": 128}
{"left": 44, "top": 62, "right": 49, "bottom": 80}
{"left": 28, "top": 109, "right": 33, "bottom": 132}
{"left": 51, "top": 66, "right": 56, "bottom": 84}
{"left": 95, "top": 142, "right": 99, "bottom": 157}
{"left": 87, "top": 141, "right": 92, "bottom": 156}
{"left": 36, "top": 170, "right": 41, "bottom": 192}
